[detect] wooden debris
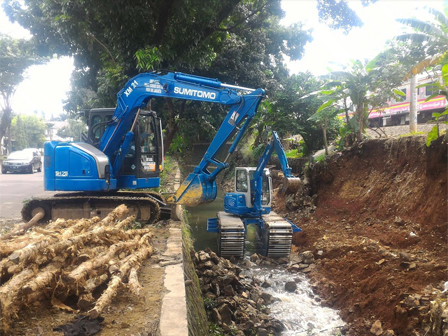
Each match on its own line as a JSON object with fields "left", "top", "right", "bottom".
{"left": 89, "top": 275, "right": 122, "bottom": 319}
{"left": 116, "top": 215, "right": 137, "bottom": 230}
{"left": 0, "top": 204, "right": 157, "bottom": 332}
{"left": 128, "top": 268, "right": 142, "bottom": 296}
{"left": 0, "top": 211, "right": 43, "bottom": 241}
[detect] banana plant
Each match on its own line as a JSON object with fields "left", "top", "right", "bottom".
{"left": 308, "top": 106, "right": 341, "bottom": 155}
{"left": 395, "top": 1, "right": 448, "bottom": 79}
{"left": 416, "top": 63, "right": 448, "bottom": 146}
{"left": 301, "top": 59, "right": 404, "bottom": 147}
{"left": 394, "top": 1, "right": 448, "bottom": 145}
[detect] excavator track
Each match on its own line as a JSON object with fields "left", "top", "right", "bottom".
{"left": 261, "top": 212, "right": 293, "bottom": 258}
{"left": 22, "top": 191, "right": 169, "bottom": 224}
{"left": 217, "top": 211, "right": 245, "bottom": 258}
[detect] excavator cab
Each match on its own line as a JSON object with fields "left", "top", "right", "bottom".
{"left": 87, "top": 108, "right": 164, "bottom": 180}
{"left": 224, "top": 167, "right": 272, "bottom": 217}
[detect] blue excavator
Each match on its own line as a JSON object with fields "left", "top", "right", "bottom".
{"left": 22, "top": 71, "right": 301, "bottom": 257}
{"left": 207, "top": 131, "right": 301, "bottom": 258}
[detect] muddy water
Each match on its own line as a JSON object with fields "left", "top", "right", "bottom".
{"left": 186, "top": 197, "right": 345, "bottom": 335}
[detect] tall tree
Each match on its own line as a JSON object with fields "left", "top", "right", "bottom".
{"left": 307, "top": 57, "right": 408, "bottom": 145}
{"left": 374, "top": 3, "right": 448, "bottom": 132}
{"left": 0, "top": 35, "right": 42, "bottom": 155}
{"left": 57, "top": 117, "right": 87, "bottom": 142}
{"left": 11, "top": 114, "right": 46, "bottom": 150}
{"left": 393, "top": 2, "right": 448, "bottom": 143}
{"left": 316, "top": 0, "right": 379, "bottom": 33}
{"left": 395, "top": 3, "right": 448, "bottom": 76}
{"left": 4, "top": 0, "right": 312, "bottom": 150}
{"left": 264, "top": 72, "right": 340, "bottom": 155}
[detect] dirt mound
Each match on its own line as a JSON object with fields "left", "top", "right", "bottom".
{"left": 274, "top": 135, "right": 448, "bottom": 336}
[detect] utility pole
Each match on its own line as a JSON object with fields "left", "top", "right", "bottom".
{"left": 409, "top": 74, "right": 418, "bottom": 133}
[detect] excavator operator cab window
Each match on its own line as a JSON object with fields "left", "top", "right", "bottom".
{"left": 247, "top": 169, "right": 271, "bottom": 207}
{"left": 137, "top": 114, "right": 158, "bottom": 174}
{"left": 261, "top": 171, "right": 271, "bottom": 206}
{"left": 236, "top": 169, "right": 248, "bottom": 192}
{"left": 88, "top": 109, "right": 114, "bottom": 146}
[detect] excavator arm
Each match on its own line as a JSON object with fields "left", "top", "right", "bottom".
{"left": 252, "top": 131, "right": 301, "bottom": 213}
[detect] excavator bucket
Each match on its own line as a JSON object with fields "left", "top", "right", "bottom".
{"left": 166, "top": 172, "right": 217, "bottom": 207}
{"left": 281, "top": 177, "right": 302, "bottom": 194}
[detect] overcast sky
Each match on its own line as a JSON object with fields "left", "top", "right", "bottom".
{"left": 0, "top": 0, "right": 445, "bottom": 119}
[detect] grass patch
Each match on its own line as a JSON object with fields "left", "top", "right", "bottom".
{"left": 285, "top": 148, "right": 303, "bottom": 158}
{"left": 399, "top": 131, "right": 425, "bottom": 138}
{"left": 314, "top": 153, "right": 326, "bottom": 162}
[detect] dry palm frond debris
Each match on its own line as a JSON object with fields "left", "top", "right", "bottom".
{"left": 0, "top": 205, "right": 154, "bottom": 332}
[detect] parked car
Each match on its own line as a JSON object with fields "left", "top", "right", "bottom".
{"left": 1, "top": 150, "right": 42, "bottom": 174}
{"left": 22, "top": 148, "right": 42, "bottom": 157}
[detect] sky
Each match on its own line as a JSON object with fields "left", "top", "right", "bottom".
{"left": 0, "top": 0, "right": 445, "bottom": 119}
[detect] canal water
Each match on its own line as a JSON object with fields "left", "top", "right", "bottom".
{"left": 186, "top": 191, "right": 345, "bottom": 335}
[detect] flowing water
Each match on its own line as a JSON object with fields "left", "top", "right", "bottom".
{"left": 186, "top": 192, "right": 345, "bottom": 335}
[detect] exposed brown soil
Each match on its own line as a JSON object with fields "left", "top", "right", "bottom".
{"left": 273, "top": 135, "right": 447, "bottom": 336}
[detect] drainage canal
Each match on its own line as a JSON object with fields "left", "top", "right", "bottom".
{"left": 186, "top": 197, "right": 345, "bottom": 335}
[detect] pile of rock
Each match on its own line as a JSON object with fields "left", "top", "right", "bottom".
{"left": 194, "top": 248, "right": 284, "bottom": 336}
{"left": 286, "top": 250, "right": 316, "bottom": 274}
{"left": 395, "top": 285, "right": 448, "bottom": 336}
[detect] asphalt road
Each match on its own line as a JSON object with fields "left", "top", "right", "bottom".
{"left": 0, "top": 170, "right": 54, "bottom": 219}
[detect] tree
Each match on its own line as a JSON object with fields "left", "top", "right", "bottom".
{"left": 4, "top": 0, "right": 312, "bottom": 151}
{"left": 316, "top": 0, "right": 379, "bottom": 33}
{"left": 0, "top": 35, "right": 43, "bottom": 155}
{"left": 308, "top": 57, "right": 408, "bottom": 145}
{"left": 395, "top": 4, "right": 448, "bottom": 77}
{"left": 388, "top": 1, "right": 448, "bottom": 132}
{"left": 261, "top": 72, "right": 340, "bottom": 155}
{"left": 308, "top": 106, "right": 340, "bottom": 155}
{"left": 10, "top": 115, "right": 46, "bottom": 150}
{"left": 57, "top": 118, "right": 87, "bottom": 142}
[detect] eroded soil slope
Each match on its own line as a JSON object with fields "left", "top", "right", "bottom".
{"left": 274, "top": 135, "right": 447, "bottom": 336}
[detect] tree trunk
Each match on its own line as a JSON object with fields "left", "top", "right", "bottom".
{"left": 164, "top": 98, "right": 186, "bottom": 154}
{"left": 356, "top": 104, "right": 364, "bottom": 142}
{"left": 322, "top": 124, "right": 328, "bottom": 156}
{"left": 0, "top": 107, "right": 12, "bottom": 156}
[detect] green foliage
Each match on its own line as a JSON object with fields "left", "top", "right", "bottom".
{"left": 158, "top": 155, "right": 175, "bottom": 193}
{"left": 209, "top": 323, "right": 225, "bottom": 336}
{"left": 316, "top": 0, "right": 379, "bottom": 33}
{"left": 314, "top": 153, "right": 326, "bottom": 162}
{"left": 426, "top": 110, "right": 448, "bottom": 146}
{"left": 3, "top": 0, "right": 315, "bottom": 152}
{"left": 264, "top": 72, "right": 340, "bottom": 155}
{"left": 0, "top": 34, "right": 44, "bottom": 152}
{"left": 56, "top": 117, "right": 87, "bottom": 142}
{"left": 398, "top": 131, "right": 425, "bottom": 138}
{"left": 135, "top": 46, "right": 162, "bottom": 71}
{"left": 252, "top": 143, "right": 267, "bottom": 162}
{"left": 11, "top": 115, "right": 46, "bottom": 150}
{"left": 312, "top": 58, "right": 407, "bottom": 146}
{"left": 285, "top": 149, "right": 303, "bottom": 159}
{"left": 394, "top": 3, "right": 448, "bottom": 76}
{"left": 415, "top": 56, "right": 448, "bottom": 146}
{"left": 203, "top": 297, "right": 216, "bottom": 310}
{"left": 168, "top": 134, "right": 188, "bottom": 154}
